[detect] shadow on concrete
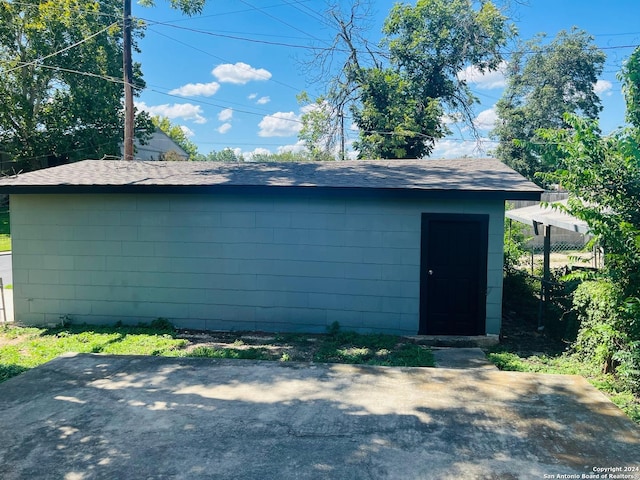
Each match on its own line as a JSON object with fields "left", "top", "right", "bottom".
{"left": 0, "top": 355, "right": 637, "bottom": 479}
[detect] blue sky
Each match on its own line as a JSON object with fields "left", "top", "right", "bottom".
{"left": 132, "top": 0, "right": 640, "bottom": 159}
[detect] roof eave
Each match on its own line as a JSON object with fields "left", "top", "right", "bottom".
{"left": 1, "top": 184, "right": 543, "bottom": 200}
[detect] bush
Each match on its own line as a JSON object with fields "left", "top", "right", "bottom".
{"left": 572, "top": 280, "right": 622, "bottom": 370}
{"left": 543, "top": 269, "right": 580, "bottom": 341}
{"left": 572, "top": 280, "right": 640, "bottom": 393}
{"left": 503, "top": 214, "right": 530, "bottom": 272}
{"left": 502, "top": 267, "right": 579, "bottom": 340}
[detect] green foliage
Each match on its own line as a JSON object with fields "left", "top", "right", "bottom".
{"left": 297, "top": 92, "right": 339, "bottom": 161}
{"left": 492, "top": 29, "right": 605, "bottom": 184}
{"left": 203, "top": 149, "right": 244, "bottom": 162}
{"left": 313, "top": 329, "right": 434, "bottom": 367}
{"left": 542, "top": 115, "right": 640, "bottom": 297}
{"left": 352, "top": 68, "right": 444, "bottom": 158}
{"left": 152, "top": 116, "right": 199, "bottom": 160}
{"left": 503, "top": 212, "right": 530, "bottom": 272}
{"left": 569, "top": 281, "right": 640, "bottom": 393}
{"left": 326, "top": 321, "right": 341, "bottom": 336}
{"left": 304, "top": 0, "right": 512, "bottom": 159}
{"left": 0, "top": 0, "right": 153, "bottom": 171}
{"left": 537, "top": 99, "right": 640, "bottom": 393}
{"left": 0, "top": 324, "right": 188, "bottom": 382}
{"left": 249, "top": 151, "right": 320, "bottom": 162}
{"left": 571, "top": 280, "right": 624, "bottom": 369}
{"left": 502, "top": 268, "right": 540, "bottom": 324}
{"left": 487, "top": 338, "right": 640, "bottom": 424}
{"left": 620, "top": 47, "right": 640, "bottom": 128}
{"left": 187, "top": 346, "right": 270, "bottom": 360}
{"left": 355, "top": 0, "right": 512, "bottom": 158}
{"left": 149, "top": 317, "right": 175, "bottom": 332}
{"left": 383, "top": 0, "right": 512, "bottom": 100}
{"left": 502, "top": 266, "right": 579, "bottom": 341}
{"left": 138, "top": 0, "right": 206, "bottom": 16}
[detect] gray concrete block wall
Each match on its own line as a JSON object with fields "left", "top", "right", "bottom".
{"left": 10, "top": 192, "right": 505, "bottom": 335}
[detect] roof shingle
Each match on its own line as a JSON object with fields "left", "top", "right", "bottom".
{"left": 0, "top": 158, "right": 542, "bottom": 199}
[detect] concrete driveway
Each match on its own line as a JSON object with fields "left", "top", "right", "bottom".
{"left": 0, "top": 354, "right": 638, "bottom": 479}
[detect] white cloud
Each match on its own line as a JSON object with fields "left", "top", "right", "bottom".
{"left": 257, "top": 96, "right": 271, "bottom": 105}
{"left": 277, "top": 140, "right": 306, "bottom": 154}
{"left": 212, "top": 62, "right": 272, "bottom": 84}
{"left": 258, "top": 111, "right": 301, "bottom": 137}
{"left": 217, "top": 123, "right": 232, "bottom": 134}
{"left": 179, "top": 125, "right": 195, "bottom": 137}
{"left": 457, "top": 61, "right": 508, "bottom": 90}
{"left": 248, "top": 93, "right": 258, "bottom": 100}
{"left": 474, "top": 108, "right": 498, "bottom": 131}
{"left": 430, "top": 138, "right": 490, "bottom": 159}
{"left": 168, "top": 81, "right": 220, "bottom": 97}
{"left": 218, "top": 108, "right": 233, "bottom": 122}
{"left": 135, "top": 101, "right": 206, "bottom": 124}
{"left": 594, "top": 79, "right": 613, "bottom": 96}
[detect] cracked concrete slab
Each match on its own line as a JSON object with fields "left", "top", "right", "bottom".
{"left": 0, "top": 354, "right": 638, "bottom": 479}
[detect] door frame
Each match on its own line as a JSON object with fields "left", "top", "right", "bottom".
{"left": 419, "top": 213, "right": 489, "bottom": 335}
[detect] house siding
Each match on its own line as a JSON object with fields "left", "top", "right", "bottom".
{"left": 11, "top": 192, "right": 505, "bottom": 335}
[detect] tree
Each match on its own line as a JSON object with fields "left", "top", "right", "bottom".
{"left": 139, "top": 0, "right": 206, "bottom": 16}
{"left": 352, "top": 68, "right": 445, "bottom": 158}
{"left": 620, "top": 47, "right": 640, "bottom": 128}
{"left": 297, "top": 92, "right": 340, "bottom": 161}
{"left": 381, "top": 0, "right": 511, "bottom": 127}
{"left": 204, "top": 149, "right": 245, "bottom": 162}
{"left": 537, "top": 50, "right": 640, "bottom": 389}
{"left": 0, "top": 0, "right": 153, "bottom": 172}
{"left": 301, "top": 0, "right": 512, "bottom": 159}
{"left": 152, "top": 116, "right": 199, "bottom": 161}
{"left": 249, "top": 151, "right": 318, "bottom": 162}
{"left": 492, "top": 29, "right": 606, "bottom": 183}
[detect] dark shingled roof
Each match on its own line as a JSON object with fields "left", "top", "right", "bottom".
{"left": 0, "top": 158, "right": 542, "bottom": 200}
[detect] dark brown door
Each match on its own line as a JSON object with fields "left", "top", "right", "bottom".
{"left": 419, "top": 213, "right": 488, "bottom": 335}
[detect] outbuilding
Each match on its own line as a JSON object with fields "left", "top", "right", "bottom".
{"left": 0, "top": 159, "right": 541, "bottom": 336}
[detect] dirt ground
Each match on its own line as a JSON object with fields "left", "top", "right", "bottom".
{"left": 175, "top": 329, "right": 320, "bottom": 361}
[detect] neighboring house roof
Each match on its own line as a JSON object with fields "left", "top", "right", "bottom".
{"left": 506, "top": 199, "right": 591, "bottom": 234}
{"left": 119, "top": 129, "right": 189, "bottom": 161}
{"left": 0, "top": 158, "right": 542, "bottom": 200}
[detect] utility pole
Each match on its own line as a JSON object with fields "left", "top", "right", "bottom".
{"left": 123, "top": 0, "right": 134, "bottom": 161}
{"left": 339, "top": 109, "right": 345, "bottom": 161}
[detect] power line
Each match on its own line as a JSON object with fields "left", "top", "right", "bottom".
{"left": 1, "top": 20, "right": 120, "bottom": 75}
{"left": 281, "top": 0, "right": 333, "bottom": 28}
{"left": 11, "top": 62, "right": 128, "bottom": 86}
{"left": 236, "top": 0, "right": 329, "bottom": 46}
{"left": 146, "top": 87, "right": 305, "bottom": 125}
{"left": 141, "top": 19, "right": 321, "bottom": 50}
{"left": 137, "top": 1, "right": 315, "bottom": 24}
{"left": 146, "top": 27, "right": 302, "bottom": 92}
{"left": 7, "top": 59, "right": 302, "bottom": 128}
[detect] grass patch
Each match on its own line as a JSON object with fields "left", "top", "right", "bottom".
{"left": 0, "top": 323, "right": 434, "bottom": 385}
{"left": 0, "top": 208, "right": 11, "bottom": 251}
{"left": 0, "top": 324, "right": 188, "bottom": 382}
{"left": 313, "top": 331, "right": 434, "bottom": 367}
{"left": 187, "top": 346, "right": 271, "bottom": 360}
{"left": 0, "top": 234, "right": 10, "bottom": 252}
{"left": 496, "top": 268, "right": 640, "bottom": 424}
{"left": 488, "top": 347, "right": 640, "bottom": 424}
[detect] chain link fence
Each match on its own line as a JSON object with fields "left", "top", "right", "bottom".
{"left": 505, "top": 193, "right": 602, "bottom": 338}
{"left": 522, "top": 235, "right": 603, "bottom": 274}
